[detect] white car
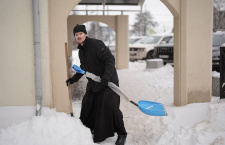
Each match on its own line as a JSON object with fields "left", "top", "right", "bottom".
{"left": 105, "top": 36, "right": 146, "bottom": 57}
{"left": 129, "top": 36, "right": 146, "bottom": 44}
{"left": 129, "top": 33, "right": 173, "bottom": 61}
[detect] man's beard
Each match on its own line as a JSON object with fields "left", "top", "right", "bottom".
{"left": 78, "top": 38, "right": 84, "bottom": 45}
{"left": 79, "top": 41, "right": 84, "bottom": 44}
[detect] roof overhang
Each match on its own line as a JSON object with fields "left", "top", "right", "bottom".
{"left": 78, "top": 0, "right": 145, "bottom": 6}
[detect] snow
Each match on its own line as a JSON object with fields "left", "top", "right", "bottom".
{"left": 0, "top": 107, "right": 95, "bottom": 145}
{"left": 1, "top": 58, "right": 225, "bottom": 145}
{"left": 214, "top": 31, "right": 225, "bottom": 35}
{"left": 146, "top": 59, "right": 163, "bottom": 62}
{"left": 212, "top": 71, "right": 220, "bottom": 78}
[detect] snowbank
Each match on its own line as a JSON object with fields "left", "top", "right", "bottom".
{"left": 212, "top": 71, "right": 220, "bottom": 78}
{"left": 0, "top": 107, "right": 96, "bottom": 145}
{"left": 157, "top": 101, "right": 225, "bottom": 145}
{"left": 1, "top": 61, "right": 225, "bottom": 145}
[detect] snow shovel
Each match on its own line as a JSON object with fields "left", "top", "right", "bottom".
{"left": 72, "top": 64, "right": 167, "bottom": 116}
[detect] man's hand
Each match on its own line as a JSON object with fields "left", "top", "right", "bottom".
{"left": 66, "top": 78, "right": 72, "bottom": 86}
{"left": 66, "top": 73, "right": 84, "bottom": 86}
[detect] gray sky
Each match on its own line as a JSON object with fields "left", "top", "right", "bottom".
{"left": 141, "top": 0, "right": 173, "bottom": 33}
{"left": 73, "top": 0, "right": 174, "bottom": 34}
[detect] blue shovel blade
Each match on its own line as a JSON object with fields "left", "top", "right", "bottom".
{"left": 138, "top": 100, "right": 167, "bottom": 116}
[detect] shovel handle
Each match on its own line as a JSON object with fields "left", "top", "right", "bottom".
{"left": 78, "top": 69, "right": 132, "bottom": 102}
{"left": 85, "top": 72, "right": 132, "bottom": 102}
{"left": 130, "top": 100, "right": 138, "bottom": 107}
{"left": 108, "top": 82, "right": 131, "bottom": 102}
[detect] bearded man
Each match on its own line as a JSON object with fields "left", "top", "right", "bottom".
{"left": 66, "top": 24, "right": 127, "bottom": 145}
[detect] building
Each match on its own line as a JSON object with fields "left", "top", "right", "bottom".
{"left": 0, "top": 0, "right": 213, "bottom": 115}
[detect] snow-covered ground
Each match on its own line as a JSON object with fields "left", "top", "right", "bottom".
{"left": 1, "top": 55, "right": 224, "bottom": 145}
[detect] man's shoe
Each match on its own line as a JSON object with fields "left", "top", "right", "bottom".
{"left": 115, "top": 134, "right": 127, "bottom": 145}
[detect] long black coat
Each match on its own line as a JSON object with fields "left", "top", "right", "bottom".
{"left": 77, "top": 37, "right": 127, "bottom": 143}
{"left": 78, "top": 36, "right": 119, "bottom": 92}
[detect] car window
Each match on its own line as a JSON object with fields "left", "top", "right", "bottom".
{"left": 129, "top": 38, "right": 140, "bottom": 44}
{"left": 168, "top": 37, "right": 174, "bottom": 43}
{"left": 213, "top": 34, "right": 225, "bottom": 46}
{"left": 137, "top": 36, "right": 162, "bottom": 44}
{"left": 160, "top": 36, "right": 172, "bottom": 44}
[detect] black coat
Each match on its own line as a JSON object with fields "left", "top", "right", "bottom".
{"left": 77, "top": 36, "right": 119, "bottom": 92}
{"left": 77, "top": 37, "right": 127, "bottom": 143}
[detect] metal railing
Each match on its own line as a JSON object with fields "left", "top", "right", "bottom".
{"left": 71, "top": 9, "right": 141, "bottom": 15}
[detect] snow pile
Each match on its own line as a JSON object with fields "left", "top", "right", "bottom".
{"left": 146, "top": 64, "right": 174, "bottom": 89}
{"left": 128, "top": 61, "right": 147, "bottom": 71}
{"left": 212, "top": 71, "right": 220, "bottom": 78}
{"left": 214, "top": 30, "right": 225, "bottom": 35}
{"left": 0, "top": 108, "right": 96, "bottom": 145}
{"left": 157, "top": 102, "right": 225, "bottom": 145}
{"left": 1, "top": 61, "right": 225, "bottom": 145}
{"left": 117, "top": 62, "right": 225, "bottom": 145}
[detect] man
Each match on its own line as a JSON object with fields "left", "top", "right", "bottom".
{"left": 66, "top": 24, "right": 127, "bottom": 145}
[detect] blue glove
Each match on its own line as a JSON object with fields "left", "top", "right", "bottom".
{"left": 72, "top": 64, "right": 85, "bottom": 74}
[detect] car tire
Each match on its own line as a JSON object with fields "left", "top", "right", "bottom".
{"left": 146, "top": 50, "right": 153, "bottom": 59}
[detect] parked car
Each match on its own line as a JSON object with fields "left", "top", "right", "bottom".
{"left": 129, "top": 33, "right": 173, "bottom": 61}
{"left": 153, "top": 37, "right": 174, "bottom": 64}
{"left": 153, "top": 31, "right": 225, "bottom": 71}
{"left": 129, "top": 36, "right": 146, "bottom": 44}
{"left": 105, "top": 36, "right": 146, "bottom": 57}
{"left": 212, "top": 31, "right": 225, "bottom": 71}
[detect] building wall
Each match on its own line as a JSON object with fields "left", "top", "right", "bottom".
{"left": 39, "top": 0, "right": 53, "bottom": 107}
{"left": 185, "top": 0, "right": 213, "bottom": 104}
{"left": 48, "top": 0, "right": 80, "bottom": 114}
{"left": 116, "top": 15, "right": 129, "bottom": 69}
{"left": 0, "top": 0, "right": 35, "bottom": 106}
{"left": 161, "top": 0, "right": 213, "bottom": 106}
{"left": 0, "top": 0, "right": 214, "bottom": 110}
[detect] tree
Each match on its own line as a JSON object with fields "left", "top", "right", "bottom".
{"left": 213, "top": 0, "right": 225, "bottom": 32}
{"left": 132, "top": 11, "right": 158, "bottom": 36}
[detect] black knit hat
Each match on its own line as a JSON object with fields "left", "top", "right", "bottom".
{"left": 73, "top": 24, "right": 87, "bottom": 36}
